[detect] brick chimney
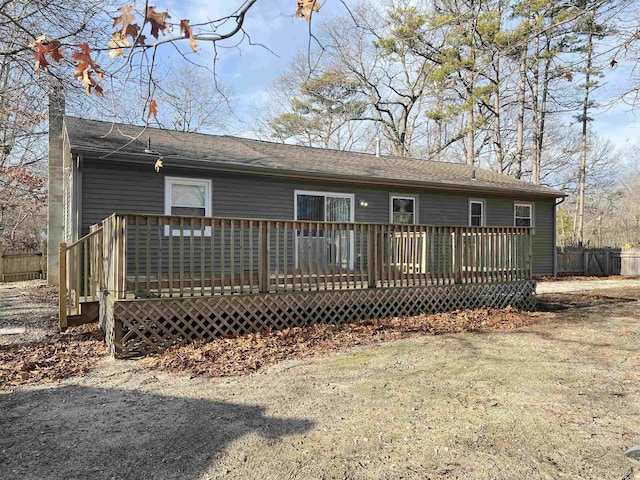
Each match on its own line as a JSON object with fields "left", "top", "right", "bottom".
{"left": 47, "top": 90, "right": 65, "bottom": 284}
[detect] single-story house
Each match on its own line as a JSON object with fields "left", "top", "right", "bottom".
{"left": 48, "top": 97, "right": 564, "bottom": 357}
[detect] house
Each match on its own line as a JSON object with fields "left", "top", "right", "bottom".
{"left": 48, "top": 97, "right": 564, "bottom": 357}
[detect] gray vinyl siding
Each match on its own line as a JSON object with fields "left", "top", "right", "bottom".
{"left": 80, "top": 158, "right": 556, "bottom": 277}
{"left": 419, "top": 193, "right": 468, "bottom": 225}
{"left": 485, "top": 197, "right": 555, "bottom": 276}
{"left": 82, "top": 161, "right": 164, "bottom": 232}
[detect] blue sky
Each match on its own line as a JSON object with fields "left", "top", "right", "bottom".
{"left": 160, "top": 0, "right": 335, "bottom": 125}
{"left": 149, "top": 1, "right": 639, "bottom": 151}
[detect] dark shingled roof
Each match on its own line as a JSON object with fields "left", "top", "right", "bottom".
{"left": 64, "top": 116, "right": 563, "bottom": 199}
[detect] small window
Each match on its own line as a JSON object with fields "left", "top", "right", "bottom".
{"left": 469, "top": 199, "right": 485, "bottom": 227}
{"left": 165, "top": 177, "right": 212, "bottom": 235}
{"left": 390, "top": 196, "right": 416, "bottom": 224}
{"left": 514, "top": 203, "right": 533, "bottom": 227}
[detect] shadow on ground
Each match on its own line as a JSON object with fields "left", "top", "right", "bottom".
{"left": 0, "top": 385, "right": 314, "bottom": 480}
{"left": 536, "top": 293, "right": 637, "bottom": 312}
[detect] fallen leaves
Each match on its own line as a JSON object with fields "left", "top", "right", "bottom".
{"left": 148, "top": 307, "right": 537, "bottom": 378}
{"left": 0, "top": 324, "right": 106, "bottom": 388}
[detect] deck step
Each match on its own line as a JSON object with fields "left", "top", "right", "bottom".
{"left": 66, "top": 314, "right": 84, "bottom": 327}
{"left": 65, "top": 301, "right": 99, "bottom": 328}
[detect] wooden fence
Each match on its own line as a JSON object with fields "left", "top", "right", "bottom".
{"left": 0, "top": 242, "right": 47, "bottom": 282}
{"left": 556, "top": 247, "right": 640, "bottom": 276}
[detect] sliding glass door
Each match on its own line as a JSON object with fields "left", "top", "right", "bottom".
{"left": 295, "top": 191, "right": 354, "bottom": 270}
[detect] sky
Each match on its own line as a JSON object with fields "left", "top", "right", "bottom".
{"left": 161, "top": 0, "right": 331, "bottom": 128}
{"left": 135, "top": 0, "right": 640, "bottom": 154}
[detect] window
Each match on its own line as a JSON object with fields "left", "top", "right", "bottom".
{"left": 165, "top": 177, "right": 212, "bottom": 235}
{"left": 469, "top": 199, "right": 485, "bottom": 227}
{"left": 514, "top": 202, "right": 533, "bottom": 227}
{"left": 294, "top": 191, "right": 354, "bottom": 222}
{"left": 390, "top": 195, "right": 417, "bottom": 224}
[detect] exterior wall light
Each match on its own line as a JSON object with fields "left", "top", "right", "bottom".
{"left": 359, "top": 200, "right": 369, "bottom": 207}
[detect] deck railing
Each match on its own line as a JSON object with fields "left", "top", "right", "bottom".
{"left": 58, "top": 225, "right": 103, "bottom": 329}
{"left": 60, "top": 213, "right": 532, "bottom": 322}
{"left": 100, "top": 214, "right": 532, "bottom": 299}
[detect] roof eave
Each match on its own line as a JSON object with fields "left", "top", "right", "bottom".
{"left": 71, "top": 145, "right": 565, "bottom": 200}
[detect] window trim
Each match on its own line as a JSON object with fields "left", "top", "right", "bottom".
{"left": 389, "top": 194, "right": 418, "bottom": 225}
{"left": 514, "top": 202, "right": 534, "bottom": 231}
{"left": 293, "top": 190, "right": 355, "bottom": 222}
{"left": 164, "top": 176, "right": 212, "bottom": 236}
{"left": 468, "top": 198, "right": 486, "bottom": 227}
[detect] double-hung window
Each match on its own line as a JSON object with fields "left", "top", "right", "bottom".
{"left": 469, "top": 199, "right": 485, "bottom": 227}
{"left": 390, "top": 195, "right": 417, "bottom": 224}
{"left": 164, "top": 177, "right": 212, "bottom": 235}
{"left": 514, "top": 202, "right": 533, "bottom": 228}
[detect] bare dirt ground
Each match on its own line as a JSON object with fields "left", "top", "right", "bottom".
{"left": 1, "top": 279, "right": 639, "bottom": 479}
{"left": 0, "top": 280, "right": 58, "bottom": 346}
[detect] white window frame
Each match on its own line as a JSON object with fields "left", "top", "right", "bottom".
{"left": 293, "top": 190, "right": 355, "bottom": 269}
{"left": 468, "top": 199, "right": 486, "bottom": 227}
{"left": 164, "top": 176, "right": 212, "bottom": 236}
{"left": 389, "top": 195, "right": 418, "bottom": 225}
{"left": 514, "top": 202, "right": 534, "bottom": 233}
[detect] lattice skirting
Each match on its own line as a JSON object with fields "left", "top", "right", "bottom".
{"left": 102, "top": 280, "right": 536, "bottom": 358}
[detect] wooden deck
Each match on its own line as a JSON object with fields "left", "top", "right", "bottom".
{"left": 59, "top": 214, "right": 534, "bottom": 348}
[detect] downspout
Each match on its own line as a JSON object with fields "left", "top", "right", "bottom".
{"left": 554, "top": 197, "right": 566, "bottom": 277}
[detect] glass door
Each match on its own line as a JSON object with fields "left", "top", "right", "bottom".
{"left": 295, "top": 191, "right": 354, "bottom": 270}
{"left": 326, "top": 196, "right": 353, "bottom": 269}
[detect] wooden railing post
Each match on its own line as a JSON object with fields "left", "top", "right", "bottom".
{"left": 259, "top": 221, "right": 269, "bottom": 293}
{"left": 39, "top": 241, "right": 46, "bottom": 279}
{"left": 0, "top": 242, "right": 4, "bottom": 283}
{"left": 454, "top": 228, "right": 463, "bottom": 284}
{"left": 527, "top": 229, "right": 533, "bottom": 279}
{"left": 368, "top": 224, "right": 378, "bottom": 288}
{"left": 59, "top": 242, "right": 68, "bottom": 331}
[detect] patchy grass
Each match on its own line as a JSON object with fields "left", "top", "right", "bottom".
{"left": 144, "top": 307, "right": 538, "bottom": 377}
{"left": 1, "top": 282, "right": 640, "bottom": 479}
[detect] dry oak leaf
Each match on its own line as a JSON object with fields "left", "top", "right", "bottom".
{"left": 113, "top": 5, "right": 136, "bottom": 31}
{"left": 109, "top": 23, "right": 145, "bottom": 57}
{"left": 146, "top": 6, "right": 171, "bottom": 38}
{"left": 180, "top": 19, "right": 198, "bottom": 53}
{"left": 296, "top": 0, "right": 321, "bottom": 21}
{"left": 30, "top": 36, "right": 64, "bottom": 74}
{"left": 148, "top": 98, "right": 158, "bottom": 119}
{"left": 154, "top": 156, "right": 164, "bottom": 172}
{"left": 72, "top": 43, "right": 104, "bottom": 95}
{"left": 107, "top": 34, "right": 131, "bottom": 58}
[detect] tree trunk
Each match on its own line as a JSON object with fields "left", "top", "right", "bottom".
{"left": 531, "top": 31, "right": 541, "bottom": 184}
{"left": 575, "top": 22, "right": 594, "bottom": 247}
{"left": 515, "top": 45, "right": 527, "bottom": 179}
{"left": 465, "top": 69, "right": 475, "bottom": 166}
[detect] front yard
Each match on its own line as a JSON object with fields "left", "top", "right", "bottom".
{"left": 1, "top": 281, "right": 639, "bottom": 479}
